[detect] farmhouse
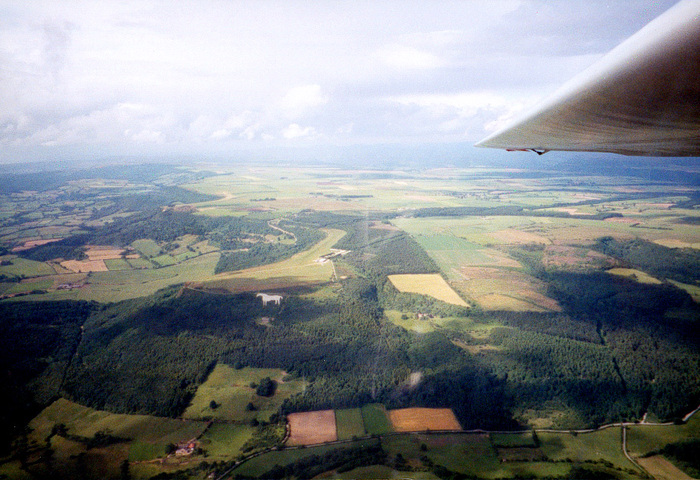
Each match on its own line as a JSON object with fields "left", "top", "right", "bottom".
{"left": 257, "top": 293, "right": 283, "bottom": 306}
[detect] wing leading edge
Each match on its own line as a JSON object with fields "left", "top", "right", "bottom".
{"left": 475, "top": 1, "right": 700, "bottom": 157}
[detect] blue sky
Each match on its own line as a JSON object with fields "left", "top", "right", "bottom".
{"left": 0, "top": 1, "right": 677, "bottom": 164}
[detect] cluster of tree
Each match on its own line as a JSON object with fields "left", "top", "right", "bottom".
{"left": 593, "top": 236, "right": 700, "bottom": 285}
{"left": 341, "top": 230, "right": 439, "bottom": 276}
{"left": 410, "top": 205, "right": 622, "bottom": 221}
{"left": 255, "top": 377, "right": 276, "bottom": 397}
{"left": 543, "top": 270, "right": 700, "bottom": 421}
{"left": 489, "top": 311, "right": 601, "bottom": 344}
{"left": 214, "top": 220, "right": 323, "bottom": 273}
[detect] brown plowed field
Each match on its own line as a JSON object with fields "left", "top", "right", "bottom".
{"left": 287, "top": 410, "right": 337, "bottom": 446}
{"left": 388, "top": 408, "right": 461, "bottom": 432}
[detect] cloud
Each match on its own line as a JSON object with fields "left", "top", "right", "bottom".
{"left": 282, "top": 123, "right": 317, "bottom": 139}
{"left": 0, "top": 0, "right": 679, "bottom": 162}
{"left": 375, "top": 44, "right": 444, "bottom": 70}
{"left": 280, "top": 85, "right": 328, "bottom": 118}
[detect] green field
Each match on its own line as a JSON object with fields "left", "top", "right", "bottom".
{"left": 131, "top": 238, "right": 162, "bottom": 258}
{"left": 384, "top": 309, "right": 437, "bottom": 333}
{"left": 361, "top": 404, "right": 393, "bottom": 435}
{"left": 104, "top": 257, "right": 131, "bottom": 270}
{"left": 128, "top": 442, "right": 165, "bottom": 461}
{"left": 335, "top": 408, "right": 366, "bottom": 440}
{"left": 417, "top": 433, "right": 506, "bottom": 478}
{"left": 30, "top": 399, "right": 208, "bottom": 447}
{"left": 33, "top": 251, "right": 219, "bottom": 303}
{"left": 199, "top": 423, "right": 255, "bottom": 459}
{"left": 626, "top": 414, "right": 700, "bottom": 457}
{"left": 490, "top": 431, "right": 538, "bottom": 448}
{"left": 183, "top": 364, "right": 306, "bottom": 422}
{"left": 0, "top": 256, "right": 55, "bottom": 278}
{"left": 234, "top": 439, "right": 381, "bottom": 477}
{"left": 538, "top": 427, "right": 631, "bottom": 469}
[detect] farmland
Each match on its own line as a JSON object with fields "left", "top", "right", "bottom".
{"left": 1, "top": 160, "right": 699, "bottom": 479}
{"left": 388, "top": 273, "right": 468, "bottom": 306}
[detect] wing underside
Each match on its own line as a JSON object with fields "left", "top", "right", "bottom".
{"left": 475, "top": 1, "right": 700, "bottom": 157}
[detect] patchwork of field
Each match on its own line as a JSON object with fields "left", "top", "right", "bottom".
{"left": 287, "top": 405, "right": 461, "bottom": 446}
{"left": 0, "top": 236, "right": 221, "bottom": 302}
{"left": 183, "top": 364, "right": 306, "bottom": 423}
{"left": 388, "top": 273, "right": 468, "bottom": 307}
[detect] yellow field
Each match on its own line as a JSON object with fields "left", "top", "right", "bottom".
{"left": 607, "top": 268, "right": 662, "bottom": 284}
{"left": 388, "top": 408, "right": 461, "bottom": 432}
{"left": 388, "top": 274, "right": 468, "bottom": 307}
{"left": 60, "top": 259, "right": 108, "bottom": 273}
{"left": 84, "top": 246, "right": 126, "bottom": 260}
{"left": 669, "top": 280, "right": 700, "bottom": 302}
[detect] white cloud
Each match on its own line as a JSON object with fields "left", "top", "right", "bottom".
{"left": 282, "top": 123, "right": 316, "bottom": 139}
{"left": 0, "top": 0, "right": 678, "bottom": 161}
{"left": 280, "top": 85, "right": 328, "bottom": 118}
{"left": 375, "top": 44, "right": 444, "bottom": 70}
{"left": 131, "top": 129, "right": 165, "bottom": 144}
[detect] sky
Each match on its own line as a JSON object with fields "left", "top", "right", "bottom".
{"left": 0, "top": 0, "right": 678, "bottom": 165}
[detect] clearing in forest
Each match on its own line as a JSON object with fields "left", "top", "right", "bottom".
{"left": 286, "top": 410, "right": 337, "bottom": 446}
{"left": 388, "top": 273, "right": 467, "bottom": 307}
{"left": 388, "top": 408, "right": 461, "bottom": 432}
{"left": 183, "top": 364, "right": 305, "bottom": 423}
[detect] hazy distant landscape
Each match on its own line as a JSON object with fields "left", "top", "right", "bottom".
{"left": 0, "top": 158, "right": 698, "bottom": 479}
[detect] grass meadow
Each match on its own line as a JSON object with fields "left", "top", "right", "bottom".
{"left": 626, "top": 414, "right": 700, "bottom": 457}
{"left": 199, "top": 423, "right": 255, "bottom": 459}
{"left": 335, "top": 408, "right": 366, "bottom": 440}
{"left": 183, "top": 364, "right": 306, "bottom": 423}
{"left": 361, "top": 404, "right": 393, "bottom": 435}
{"left": 538, "top": 427, "right": 630, "bottom": 469}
